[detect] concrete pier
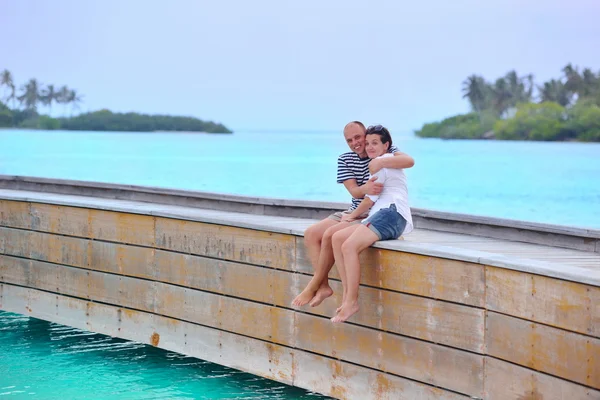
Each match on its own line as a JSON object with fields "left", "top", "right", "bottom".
{"left": 0, "top": 176, "right": 598, "bottom": 399}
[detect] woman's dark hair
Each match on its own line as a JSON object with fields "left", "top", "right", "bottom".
{"left": 365, "top": 125, "right": 392, "bottom": 149}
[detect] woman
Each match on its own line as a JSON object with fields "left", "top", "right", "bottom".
{"left": 330, "top": 125, "right": 413, "bottom": 323}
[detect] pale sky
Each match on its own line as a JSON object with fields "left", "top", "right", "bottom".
{"left": 1, "top": 0, "right": 599, "bottom": 132}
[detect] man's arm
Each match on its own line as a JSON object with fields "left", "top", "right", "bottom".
{"left": 341, "top": 169, "right": 386, "bottom": 221}
{"left": 369, "top": 152, "right": 415, "bottom": 174}
{"left": 342, "top": 176, "right": 383, "bottom": 199}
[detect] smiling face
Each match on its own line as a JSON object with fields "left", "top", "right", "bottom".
{"left": 365, "top": 133, "right": 390, "bottom": 159}
{"left": 343, "top": 123, "right": 367, "bottom": 157}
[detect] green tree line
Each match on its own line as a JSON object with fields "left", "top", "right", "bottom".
{"left": 0, "top": 69, "right": 232, "bottom": 133}
{"left": 415, "top": 64, "right": 600, "bottom": 141}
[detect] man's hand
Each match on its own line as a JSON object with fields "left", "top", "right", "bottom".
{"left": 362, "top": 175, "right": 383, "bottom": 196}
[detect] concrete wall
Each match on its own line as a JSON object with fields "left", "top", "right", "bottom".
{"left": 1, "top": 199, "right": 599, "bottom": 400}
{"left": 1, "top": 175, "right": 599, "bottom": 253}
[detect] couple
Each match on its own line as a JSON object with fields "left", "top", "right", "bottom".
{"left": 292, "top": 121, "right": 414, "bottom": 323}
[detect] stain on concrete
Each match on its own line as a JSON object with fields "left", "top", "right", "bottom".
{"left": 150, "top": 332, "right": 160, "bottom": 346}
{"left": 517, "top": 388, "right": 543, "bottom": 400}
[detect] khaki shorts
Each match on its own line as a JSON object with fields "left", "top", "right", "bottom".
{"left": 328, "top": 210, "right": 369, "bottom": 224}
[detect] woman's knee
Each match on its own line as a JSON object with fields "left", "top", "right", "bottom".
{"left": 331, "top": 230, "right": 346, "bottom": 248}
{"left": 341, "top": 239, "right": 359, "bottom": 257}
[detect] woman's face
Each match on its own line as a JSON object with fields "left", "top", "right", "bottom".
{"left": 365, "top": 134, "right": 389, "bottom": 159}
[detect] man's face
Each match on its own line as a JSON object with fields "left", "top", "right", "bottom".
{"left": 344, "top": 125, "right": 366, "bottom": 156}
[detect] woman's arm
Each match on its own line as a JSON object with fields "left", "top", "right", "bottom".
{"left": 342, "top": 197, "right": 374, "bottom": 221}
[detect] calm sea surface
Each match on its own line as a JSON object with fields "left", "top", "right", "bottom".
{"left": 1, "top": 128, "right": 599, "bottom": 228}
{"left": 0, "top": 312, "right": 329, "bottom": 399}
{"left": 1, "top": 129, "right": 599, "bottom": 398}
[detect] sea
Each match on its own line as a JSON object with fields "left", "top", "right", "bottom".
{"left": 1, "top": 129, "right": 599, "bottom": 229}
{"left": 0, "top": 311, "right": 329, "bottom": 399}
{"left": 0, "top": 128, "right": 599, "bottom": 398}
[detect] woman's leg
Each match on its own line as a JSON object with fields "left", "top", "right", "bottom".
{"left": 331, "top": 224, "right": 362, "bottom": 311}
{"left": 331, "top": 225, "right": 379, "bottom": 323}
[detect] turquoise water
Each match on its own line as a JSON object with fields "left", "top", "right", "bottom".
{"left": 1, "top": 130, "right": 599, "bottom": 398}
{"left": 0, "top": 311, "right": 329, "bottom": 399}
{"left": 1, "top": 129, "right": 599, "bottom": 228}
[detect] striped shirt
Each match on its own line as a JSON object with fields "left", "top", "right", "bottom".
{"left": 336, "top": 145, "right": 399, "bottom": 210}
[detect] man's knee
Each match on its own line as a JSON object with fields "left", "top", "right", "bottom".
{"left": 305, "top": 219, "right": 335, "bottom": 244}
{"left": 304, "top": 224, "right": 322, "bottom": 244}
{"left": 322, "top": 225, "right": 338, "bottom": 244}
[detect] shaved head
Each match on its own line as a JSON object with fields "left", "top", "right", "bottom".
{"left": 344, "top": 121, "right": 366, "bottom": 133}
{"left": 343, "top": 120, "right": 368, "bottom": 157}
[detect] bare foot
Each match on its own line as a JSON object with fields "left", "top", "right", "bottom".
{"left": 336, "top": 293, "right": 347, "bottom": 313}
{"left": 308, "top": 286, "right": 333, "bottom": 307}
{"left": 331, "top": 302, "right": 359, "bottom": 323}
{"left": 292, "top": 286, "right": 318, "bottom": 307}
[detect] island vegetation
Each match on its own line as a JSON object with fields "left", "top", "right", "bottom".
{"left": 0, "top": 69, "right": 232, "bottom": 133}
{"left": 415, "top": 64, "right": 600, "bottom": 141}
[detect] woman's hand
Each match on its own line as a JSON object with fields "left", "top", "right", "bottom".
{"left": 341, "top": 213, "right": 357, "bottom": 223}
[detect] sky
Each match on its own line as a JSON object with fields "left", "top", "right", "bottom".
{"left": 1, "top": 0, "right": 599, "bottom": 132}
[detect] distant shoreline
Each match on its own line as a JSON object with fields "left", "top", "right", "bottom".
{"left": 1, "top": 69, "right": 232, "bottom": 134}
{"left": 0, "top": 128, "right": 232, "bottom": 134}
{"left": 0, "top": 108, "right": 233, "bottom": 134}
{"left": 415, "top": 64, "right": 600, "bottom": 142}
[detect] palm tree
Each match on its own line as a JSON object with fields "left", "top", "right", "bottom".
{"left": 17, "top": 78, "right": 41, "bottom": 111}
{"left": 563, "top": 63, "right": 582, "bottom": 98}
{"left": 66, "top": 89, "right": 83, "bottom": 115}
{"left": 1, "top": 69, "right": 16, "bottom": 108}
{"left": 581, "top": 68, "right": 599, "bottom": 98}
{"left": 40, "top": 84, "right": 57, "bottom": 114}
{"left": 504, "top": 70, "right": 534, "bottom": 107}
{"left": 56, "top": 85, "right": 70, "bottom": 115}
{"left": 538, "top": 79, "right": 571, "bottom": 107}
{"left": 462, "top": 75, "right": 490, "bottom": 115}
{"left": 525, "top": 74, "right": 535, "bottom": 101}
{"left": 492, "top": 78, "right": 512, "bottom": 116}
{"left": 504, "top": 70, "right": 520, "bottom": 106}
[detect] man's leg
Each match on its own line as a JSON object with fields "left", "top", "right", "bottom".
{"left": 291, "top": 217, "right": 339, "bottom": 306}
{"left": 304, "top": 218, "right": 339, "bottom": 270}
{"left": 332, "top": 225, "right": 379, "bottom": 323}
{"left": 307, "top": 221, "right": 355, "bottom": 307}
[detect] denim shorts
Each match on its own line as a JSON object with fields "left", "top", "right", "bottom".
{"left": 361, "top": 204, "right": 407, "bottom": 240}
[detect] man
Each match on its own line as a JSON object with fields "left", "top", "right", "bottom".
{"left": 292, "top": 121, "right": 415, "bottom": 307}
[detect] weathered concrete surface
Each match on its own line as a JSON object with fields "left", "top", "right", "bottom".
{"left": 486, "top": 311, "right": 599, "bottom": 387}
{"left": 1, "top": 188, "right": 600, "bottom": 399}
{"left": 0, "top": 227, "right": 487, "bottom": 352}
{"left": 1, "top": 284, "right": 471, "bottom": 400}
{"left": 1, "top": 192, "right": 599, "bottom": 286}
{"left": 1, "top": 175, "right": 599, "bottom": 252}
{"left": 486, "top": 267, "right": 600, "bottom": 337}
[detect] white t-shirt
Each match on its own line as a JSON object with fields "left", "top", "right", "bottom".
{"left": 364, "top": 153, "right": 414, "bottom": 235}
